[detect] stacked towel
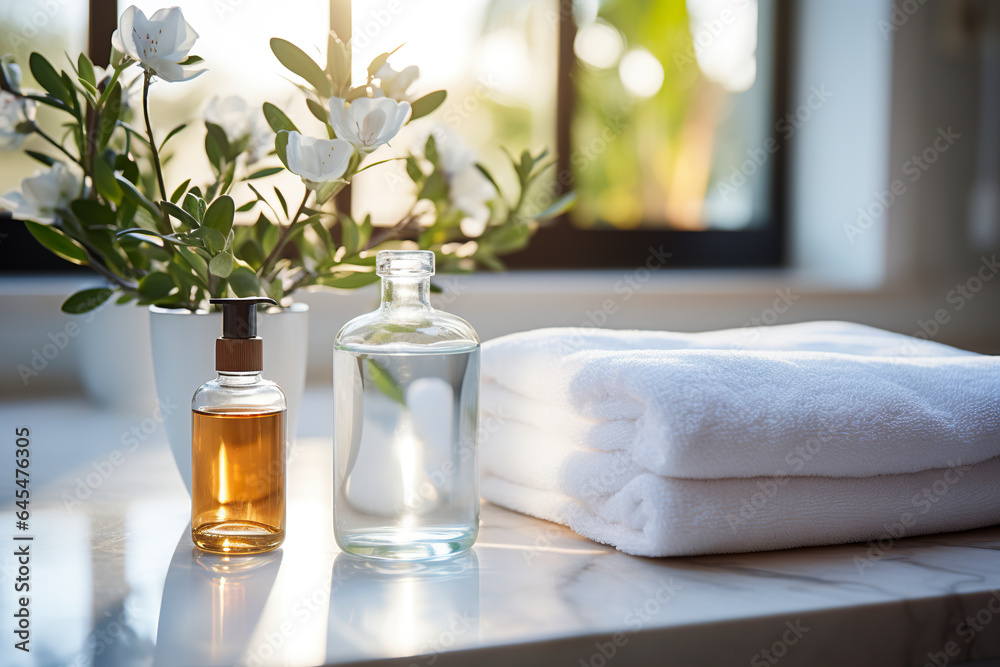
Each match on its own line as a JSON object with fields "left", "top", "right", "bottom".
{"left": 480, "top": 321, "right": 1000, "bottom": 557}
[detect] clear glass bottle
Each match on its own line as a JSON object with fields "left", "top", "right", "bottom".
{"left": 192, "top": 298, "right": 286, "bottom": 554}
{"left": 333, "top": 250, "right": 480, "bottom": 560}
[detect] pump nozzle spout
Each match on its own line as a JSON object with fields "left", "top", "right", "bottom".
{"left": 210, "top": 297, "right": 278, "bottom": 339}
{"left": 209, "top": 297, "right": 278, "bottom": 372}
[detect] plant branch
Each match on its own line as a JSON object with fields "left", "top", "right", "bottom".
{"left": 85, "top": 253, "right": 139, "bottom": 291}
{"left": 364, "top": 211, "right": 416, "bottom": 251}
{"left": 142, "top": 71, "right": 167, "bottom": 201}
{"left": 259, "top": 188, "right": 311, "bottom": 279}
{"left": 32, "top": 125, "right": 83, "bottom": 168}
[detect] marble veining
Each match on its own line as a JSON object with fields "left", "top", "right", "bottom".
{"left": 1, "top": 395, "right": 999, "bottom": 666}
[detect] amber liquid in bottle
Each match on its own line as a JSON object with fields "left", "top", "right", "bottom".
{"left": 191, "top": 406, "right": 286, "bottom": 554}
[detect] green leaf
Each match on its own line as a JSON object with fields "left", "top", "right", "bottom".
{"left": 202, "top": 195, "right": 235, "bottom": 236}
{"left": 168, "top": 256, "right": 205, "bottom": 291}
{"left": 315, "top": 271, "right": 379, "bottom": 289}
{"left": 365, "top": 358, "right": 405, "bottom": 405}
{"left": 170, "top": 178, "right": 191, "bottom": 204}
{"left": 406, "top": 156, "right": 423, "bottom": 182}
{"left": 409, "top": 90, "right": 446, "bottom": 121}
{"left": 483, "top": 220, "right": 532, "bottom": 253}
{"left": 196, "top": 227, "right": 226, "bottom": 254}
{"left": 181, "top": 55, "right": 204, "bottom": 65}
{"left": 25, "top": 150, "right": 57, "bottom": 167}
{"left": 160, "top": 123, "right": 187, "bottom": 151}
{"left": 270, "top": 38, "right": 333, "bottom": 97}
{"left": 77, "top": 77, "right": 99, "bottom": 105}
{"left": 205, "top": 121, "right": 232, "bottom": 163}
{"left": 61, "top": 287, "right": 113, "bottom": 314}
{"left": 93, "top": 156, "right": 123, "bottom": 204}
{"left": 237, "top": 238, "right": 266, "bottom": 268}
{"left": 183, "top": 192, "right": 205, "bottom": 222}
{"left": 247, "top": 166, "right": 283, "bottom": 180}
{"left": 29, "top": 53, "right": 69, "bottom": 106}
{"left": 366, "top": 47, "right": 402, "bottom": 79}
{"left": 517, "top": 149, "right": 533, "bottom": 184}
{"left": 209, "top": 250, "right": 234, "bottom": 278}
{"left": 274, "top": 130, "right": 290, "bottom": 170}
{"left": 70, "top": 200, "right": 115, "bottom": 227}
{"left": 176, "top": 245, "right": 209, "bottom": 283}
{"left": 475, "top": 163, "right": 501, "bottom": 194}
{"left": 419, "top": 170, "right": 447, "bottom": 201}
{"left": 236, "top": 201, "right": 257, "bottom": 212}
{"left": 424, "top": 134, "right": 438, "bottom": 165}
{"left": 327, "top": 32, "right": 350, "bottom": 91}
{"left": 306, "top": 97, "right": 329, "bottom": 125}
{"left": 77, "top": 53, "right": 96, "bottom": 87}
{"left": 161, "top": 200, "right": 200, "bottom": 230}
{"left": 97, "top": 81, "right": 121, "bottom": 149}
{"left": 274, "top": 187, "right": 289, "bottom": 218}
{"left": 227, "top": 265, "right": 260, "bottom": 296}
{"left": 534, "top": 191, "right": 577, "bottom": 221}
{"left": 115, "top": 175, "right": 160, "bottom": 219}
{"left": 340, "top": 213, "right": 360, "bottom": 255}
{"left": 138, "top": 272, "right": 175, "bottom": 300}
{"left": 25, "top": 221, "right": 88, "bottom": 265}
{"left": 262, "top": 102, "right": 298, "bottom": 134}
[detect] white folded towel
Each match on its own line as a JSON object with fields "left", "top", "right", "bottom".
{"left": 480, "top": 321, "right": 1000, "bottom": 556}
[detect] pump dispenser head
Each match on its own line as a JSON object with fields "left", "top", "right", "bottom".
{"left": 210, "top": 297, "right": 277, "bottom": 372}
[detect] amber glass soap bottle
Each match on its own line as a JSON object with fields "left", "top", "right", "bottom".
{"left": 191, "top": 297, "right": 286, "bottom": 554}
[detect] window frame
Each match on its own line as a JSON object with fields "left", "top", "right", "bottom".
{"left": 503, "top": 0, "right": 793, "bottom": 270}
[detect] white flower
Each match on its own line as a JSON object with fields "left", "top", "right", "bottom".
{"left": 112, "top": 5, "right": 204, "bottom": 82}
{"left": 0, "top": 63, "right": 35, "bottom": 151}
{"left": 375, "top": 63, "right": 419, "bottom": 101}
{"left": 284, "top": 131, "right": 355, "bottom": 188}
{"left": 205, "top": 96, "right": 253, "bottom": 142}
{"left": 417, "top": 124, "right": 494, "bottom": 237}
{"left": 0, "top": 163, "right": 80, "bottom": 224}
{"left": 328, "top": 96, "right": 411, "bottom": 153}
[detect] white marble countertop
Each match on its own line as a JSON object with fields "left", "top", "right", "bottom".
{"left": 2, "top": 391, "right": 1000, "bottom": 667}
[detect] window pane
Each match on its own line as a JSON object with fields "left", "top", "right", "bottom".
{"left": 570, "top": 0, "right": 775, "bottom": 231}
{"left": 350, "top": 0, "right": 558, "bottom": 225}
{"left": 0, "top": 1, "right": 89, "bottom": 192}
{"left": 117, "top": 0, "right": 330, "bottom": 193}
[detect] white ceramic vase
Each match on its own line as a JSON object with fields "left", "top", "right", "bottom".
{"left": 149, "top": 303, "right": 309, "bottom": 494}
{"left": 76, "top": 299, "right": 159, "bottom": 411}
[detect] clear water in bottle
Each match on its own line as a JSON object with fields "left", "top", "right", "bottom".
{"left": 334, "top": 345, "right": 480, "bottom": 559}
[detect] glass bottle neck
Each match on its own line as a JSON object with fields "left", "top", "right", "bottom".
{"left": 217, "top": 372, "right": 262, "bottom": 385}
{"left": 380, "top": 276, "right": 431, "bottom": 310}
